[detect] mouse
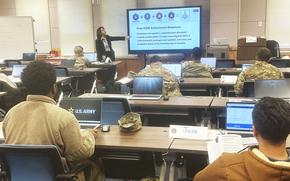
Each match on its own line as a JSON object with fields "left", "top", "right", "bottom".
{"left": 101, "top": 125, "right": 110, "bottom": 132}
{"left": 163, "top": 95, "right": 169, "bottom": 101}
{"left": 179, "top": 78, "right": 184, "bottom": 82}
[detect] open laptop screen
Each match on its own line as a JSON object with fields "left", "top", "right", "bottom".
{"left": 255, "top": 79, "right": 290, "bottom": 98}
{"left": 133, "top": 76, "right": 163, "bottom": 94}
{"left": 162, "top": 64, "right": 182, "bottom": 77}
{"left": 242, "top": 64, "right": 253, "bottom": 71}
{"left": 12, "top": 65, "right": 27, "bottom": 78}
{"left": 200, "top": 57, "right": 216, "bottom": 68}
{"left": 60, "top": 97, "right": 102, "bottom": 125}
{"left": 226, "top": 102, "right": 255, "bottom": 131}
{"left": 84, "top": 52, "right": 97, "bottom": 62}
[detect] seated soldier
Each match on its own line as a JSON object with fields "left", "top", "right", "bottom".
{"left": 74, "top": 45, "right": 90, "bottom": 68}
{"left": 182, "top": 47, "right": 213, "bottom": 78}
{"left": 234, "top": 47, "right": 284, "bottom": 96}
{"left": 194, "top": 97, "right": 290, "bottom": 180}
{"left": 137, "top": 55, "right": 181, "bottom": 97}
{"left": 2, "top": 61, "right": 104, "bottom": 181}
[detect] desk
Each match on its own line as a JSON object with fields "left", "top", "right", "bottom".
{"left": 170, "top": 139, "right": 208, "bottom": 154}
{"left": 210, "top": 97, "right": 256, "bottom": 108}
{"left": 8, "top": 76, "right": 71, "bottom": 85}
{"left": 67, "top": 68, "right": 100, "bottom": 77}
{"left": 90, "top": 61, "right": 122, "bottom": 68}
{"left": 212, "top": 68, "right": 241, "bottom": 77}
{"left": 95, "top": 125, "right": 172, "bottom": 152}
{"left": 180, "top": 78, "right": 235, "bottom": 87}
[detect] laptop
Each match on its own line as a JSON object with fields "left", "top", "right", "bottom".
{"left": 242, "top": 64, "right": 253, "bottom": 71}
{"left": 200, "top": 57, "right": 216, "bottom": 69}
{"left": 22, "top": 53, "right": 35, "bottom": 61}
{"left": 9, "top": 65, "right": 27, "bottom": 78}
{"left": 162, "top": 64, "right": 182, "bottom": 77}
{"left": 84, "top": 52, "right": 97, "bottom": 62}
{"left": 225, "top": 102, "right": 256, "bottom": 137}
{"left": 60, "top": 97, "right": 102, "bottom": 128}
{"left": 255, "top": 79, "right": 290, "bottom": 98}
{"left": 129, "top": 76, "right": 163, "bottom": 100}
{"left": 60, "top": 59, "right": 76, "bottom": 68}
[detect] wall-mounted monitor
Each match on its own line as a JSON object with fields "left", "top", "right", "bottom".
{"left": 127, "top": 6, "right": 201, "bottom": 54}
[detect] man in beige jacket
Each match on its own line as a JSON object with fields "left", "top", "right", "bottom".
{"left": 2, "top": 61, "right": 103, "bottom": 181}
{"left": 194, "top": 97, "right": 290, "bottom": 181}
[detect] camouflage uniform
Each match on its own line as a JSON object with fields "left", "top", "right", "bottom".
{"left": 234, "top": 61, "right": 284, "bottom": 96}
{"left": 75, "top": 56, "right": 90, "bottom": 68}
{"left": 182, "top": 61, "right": 213, "bottom": 78}
{"left": 137, "top": 64, "right": 181, "bottom": 96}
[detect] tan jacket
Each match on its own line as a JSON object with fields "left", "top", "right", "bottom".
{"left": 2, "top": 95, "right": 95, "bottom": 162}
{"left": 194, "top": 147, "right": 290, "bottom": 181}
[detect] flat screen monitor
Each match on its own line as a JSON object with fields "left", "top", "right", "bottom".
{"left": 127, "top": 6, "right": 201, "bottom": 54}
{"left": 22, "top": 53, "right": 35, "bottom": 61}
{"left": 162, "top": 63, "right": 182, "bottom": 77}
{"left": 133, "top": 76, "right": 163, "bottom": 94}
{"left": 255, "top": 79, "right": 290, "bottom": 98}
{"left": 60, "top": 97, "right": 102, "bottom": 126}
{"left": 12, "top": 64, "right": 27, "bottom": 78}
{"left": 84, "top": 52, "right": 97, "bottom": 62}
{"left": 200, "top": 57, "right": 216, "bottom": 68}
{"left": 226, "top": 102, "right": 255, "bottom": 131}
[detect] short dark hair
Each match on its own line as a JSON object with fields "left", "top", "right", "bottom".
{"left": 252, "top": 97, "right": 290, "bottom": 143}
{"left": 192, "top": 47, "right": 202, "bottom": 60}
{"left": 21, "top": 61, "right": 56, "bottom": 95}
{"left": 256, "top": 47, "right": 272, "bottom": 62}
{"left": 149, "top": 55, "right": 162, "bottom": 64}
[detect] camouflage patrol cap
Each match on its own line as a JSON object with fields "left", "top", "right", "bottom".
{"left": 118, "top": 112, "right": 142, "bottom": 132}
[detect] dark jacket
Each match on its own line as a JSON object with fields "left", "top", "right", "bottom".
{"left": 96, "top": 35, "right": 125, "bottom": 61}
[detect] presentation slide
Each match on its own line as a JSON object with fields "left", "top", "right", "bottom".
{"left": 127, "top": 6, "right": 201, "bottom": 54}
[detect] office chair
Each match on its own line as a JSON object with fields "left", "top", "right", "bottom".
{"left": 0, "top": 144, "right": 87, "bottom": 181}
{"left": 241, "top": 80, "right": 255, "bottom": 97}
{"left": 269, "top": 58, "right": 290, "bottom": 68}
{"left": 22, "top": 53, "right": 36, "bottom": 61}
{"left": 216, "top": 59, "right": 235, "bottom": 68}
{"left": 4, "top": 60, "right": 21, "bottom": 68}
{"left": 55, "top": 67, "right": 73, "bottom": 97}
{"left": 266, "top": 40, "right": 280, "bottom": 58}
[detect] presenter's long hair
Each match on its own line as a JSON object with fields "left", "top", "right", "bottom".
{"left": 97, "top": 26, "right": 105, "bottom": 40}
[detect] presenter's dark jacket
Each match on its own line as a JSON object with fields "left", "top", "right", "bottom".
{"left": 96, "top": 35, "right": 125, "bottom": 62}
{"left": 194, "top": 147, "right": 290, "bottom": 181}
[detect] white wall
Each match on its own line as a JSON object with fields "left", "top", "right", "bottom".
{"left": 15, "top": 0, "right": 51, "bottom": 53}
{"left": 93, "top": 0, "right": 137, "bottom": 57}
{"left": 266, "top": 0, "right": 290, "bottom": 49}
{"left": 57, "top": 0, "right": 94, "bottom": 55}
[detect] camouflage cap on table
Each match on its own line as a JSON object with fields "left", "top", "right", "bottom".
{"left": 118, "top": 112, "right": 142, "bottom": 132}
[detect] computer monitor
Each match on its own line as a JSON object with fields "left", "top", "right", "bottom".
{"left": 226, "top": 102, "right": 255, "bottom": 131}
{"left": 206, "top": 44, "right": 229, "bottom": 58}
{"left": 11, "top": 65, "right": 27, "bottom": 78}
{"left": 216, "top": 59, "right": 235, "bottom": 68}
{"left": 60, "top": 97, "right": 102, "bottom": 126}
{"left": 255, "top": 79, "right": 290, "bottom": 98}
{"left": 162, "top": 64, "right": 182, "bottom": 77}
{"left": 22, "top": 53, "right": 35, "bottom": 61}
{"left": 84, "top": 52, "right": 97, "bottom": 62}
{"left": 60, "top": 59, "right": 76, "bottom": 68}
{"left": 101, "top": 98, "right": 131, "bottom": 125}
{"left": 242, "top": 64, "right": 253, "bottom": 71}
{"left": 133, "top": 76, "right": 163, "bottom": 94}
{"left": 200, "top": 57, "right": 216, "bottom": 68}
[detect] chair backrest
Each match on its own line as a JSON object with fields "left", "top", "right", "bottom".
{"left": 269, "top": 58, "right": 290, "bottom": 68}
{"left": 242, "top": 80, "right": 255, "bottom": 97}
{"left": 4, "top": 60, "right": 21, "bottom": 68}
{"left": 216, "top": 59, "right": 235, "bottom": 68}
{"left": 55, "top": 67, "right": 69, "bottom": 77}
{"left": 266, "top": 40, "right": 280, "bottom": 58}
{"left": 0, "top": 144, "right": 67, "bottom": 181}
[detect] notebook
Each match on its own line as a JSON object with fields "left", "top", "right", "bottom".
{"left": 242, "top": 64, "right": 253, "bottom": 71}
{"left": 60, "top": 97, "right": 102, "bottom": 128}
{"left": 84, "top": 52, "right": 97, "bottom": 62}
{"left": 162, "top": 63, "right": 182, "bottom": 77}
{"left": 60, "top": 59, "right": 76, "bottom": 68}
{"left": 129, "top": 76, "right": 163, "bottom": 100}
{"left": 200, "top": 57, "right": 216, "bottom": 69}
{"left": 255, "top": 79, "right": 290, "bottom": 98}
{"left": 10, "top": 65, "right": 27, "bottom": 78}
{"left": 225, "top": 102, "right": 256, "bottom": 136}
